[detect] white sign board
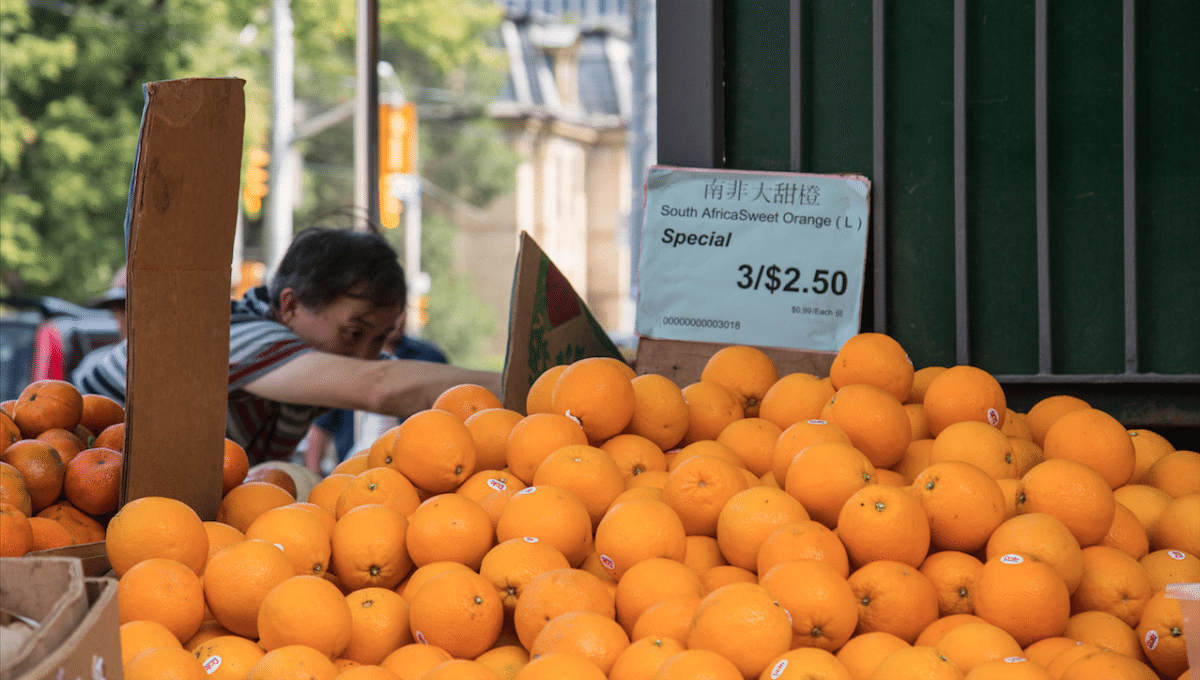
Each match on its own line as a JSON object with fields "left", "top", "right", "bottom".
{"left": 635, "top": 166, "right": 871, "bottom": 352}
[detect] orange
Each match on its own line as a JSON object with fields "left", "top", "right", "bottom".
{"left": 602, "top": 435, "right": 668, "bottom": 484}
{"left": 772, "top": 418, "right": 853, "bottom": 485}
{"left": 1061, "top": 610, "right": 1145, "bottom": 662}
{"left": 714, "top": 485, "right": 809, "bottom": 571}
{"left": 217, "top": 481, "right": 296, "bottom": 533}
{"left": 118, "top": 557, "right": 206, "bottom": 643}
{"left": 28, "top": 515, "right": 75, "bottom": 550}
{"left": 847, "top": 559, "right": 940, "bottom": 643}
{"left": 715, "top": 417, "right": 782, "bottom": 478}
{"left": 1145, "top": 450, "right": 1200, "bottom": 499}
{"left": 432, "top": 383, "right": 503, "bottom": 421}
{"left": 407, "top": 568, "right": 503, "bottom": 659}
{"left": 1057, "top": 649, "right": 1157, "bottom": 680}
{"left": 121, "top": 619, "right": 183, "bottom": 667}
{"left": 1025, "top": 395, "right": 1090, "bottom": 448}
{"left": 78, "top": 393, "right": 125, "bottom": 436}
{"left": 682, "top": 534, "right": 727, "bottom": 575}
{"left": 1017, "top": 459, "right": 1116, "bottom": 548}
{"left": 919, "top": 550, "right": 985, "bottom": 617}
{"left": 1154, "top": 492, "right": 1200, "bottom": 554}
{"left": 580, "top": 549, "right": 618, "bottom": 583}
{"left": 35, "top": 427, "right": 85, "bottom": 468}
{"left": 405, "top": 492, "right": 494, "bottom": 570}
{"left": 106, "top": 495, "right": 209, "bottom": 576}
{"left": 0, "top": 461, "right": 32, "bottom": 516}
{"left": 1069, "top": 545, "right": 1152, "bottom": 627}
{"left": 388, "top": 409, "right": 476, "bottom": 494}
{"left": 700, "top": 345, "right": 780, "bottom": 418}
{"left": 505, "top": 413, "right": 588, "bottom": 485}
{"left": 999, "top": 409, "right": 1032, "bottom": 441}
{"left": 687, "top": 581, "right": 793, "bottom": 680}
{"left": 335, "top": 466, "right": 421, "bottom": 519}
{"left": 36, "top": 500, "right": 104, "bottom": 544}
{"left": 933, "top": 621, "right": 1024, "bottom": 675}
{"left": 1113, "top": 483, "right": 1173, "bottom": 542}
{"left": 479, "top": 486, "right": 520, "bottom": 529}
{"left": 512, "top": 568, "right": 615, "bottom": 650}
{"left": 1098, "top": 501, "right": 1149, "bottom": 561}
{"left": 699, "top": 563, "right": 757, "bottom": 593}
{"left": 258, "top": 574, "right": 353, "bottom": 657}
{"left": 757, "top": 519, "right": 849, "bottom": 579}
{"left": 996, "top": 477, "right": 1021, "bottom": 521}
{"left": 922, "top": 365, "right": 1007, "bottom": 436}
{"left": 652, "top": 649, "right": 743, "bottom": 680}
{"left": 760, "top": 558, "right": 858, "bottom": 652}
{"left": 759, "top": 648, "right": 854, "bottom": 680}
{"left": 759, "top": 372, "right": 837, "bottom": 432}
{"left": 190, "top": 635, "right": 267, "bottom": 680}
{"left": 124, "top": 646, "right": 209, "bottom": 680}
{"left": 202, "top": 539, "right": 296, "bottom": 638}
{"left": 608, "top": 635, "right": 685, "bottom": 680}
{"left": 0, "top": 439, "right": 64, "bottom": 513}
{"left": 1041, "top": 641, "right": 1104, "bottom": 678}
{"left": 973, "top": 552, "right": 1070, "bottom": 647}
{"left": 834, "top": 631, "right": 911, "bottom": 680}
{"left": 422, "top": 659, "right": 502, "bottom": 680}
{"left": 287, "top": 501, "right": 337, "bottom": 538}
{"left": 783, "top": 441, "right": 876, "bottom": 529}
{"left": 912, "top": 460, "right": 1006, "bottom": 553}
{"left": 457, "top": 469, "right": 527, "bottom": 503}
{"left": 914, "top": 613, "right": 990, "bottom": 647}
{"left": 0, "top": 409, "right": 18, "bottom": 447}
{"left": 837, "top": 483, "right": 931, "bottom": 568}
{"left": 623, "top": 374, "right": 691, "bottom": 451}
{"left": 479, "top": 536, "right": 572, "bottom": 612}
{"left": 930, "top": 420, "right": 1018, "bottom": 479}
{"left": 1140, "top": 548, "right": 1200, "bottom": 592}
{"left": 866, "top": 645, "right": 963, "bottom": 680}
{"left": 820, "top": 383, "right": 912, "bottom": 469}
{"left": 474, "top": 645, "right": 529, "bottom": 680}
{"left": 906, "top": 365, "right": 947, "bottom": 404}
{"left": 891, "top": 437, "right": 935, "bottom": 484}
{"left": 1, "top": 502, "right": 33, "bottom": 556}
{"left": 243, "top": 466, "right": 298, "bottom": 498}
{"left": 331, "top": 503, "right": 413, "bottom": 591}
{"left": 395, "top": 561, "right": 472, "bottom": 602}
{"left": 1042, "top": 408, "right": 1136, "bottom": 489}
{"left": 962, "top": 656, "right": 1054, "bottom": 679}
{"left": 465, "top": 408, "right": 526, "bottom": 473}
{"left": 378, "top": 643, "right": 453, "bottom": 679}
{"left": 222, "top": 439, "right": 249, "bottom": 497}
{"left": 93, "top": 421, "right": 124, "bottom": 452}
{"left": 668, "top": 439, "right": 745, "bottom": 471}
{"left": 1135, "top": 589, "right": 1189, "bottom": 678}
{"left": 986, "top": 513, "right": 1083, "bottom": 595}
{"left": 1127, "top": 428, "right": 1175, "bottom": 484}
{"left": 246, "top": 644, "right": 340, "bottom": 680}
{"left": 245, "top": 504, "right": 332, "bottom": 577}
{"left": 593, "top": 497, "right": 687, "bottom": 580}
{"left": 495, "top": 484, "right": 594, "bottom": 567}
{"left": 307, "top": 473, "right": 355, "bottom": 514}
{"left": 829, "top": 332, "right": 914, "bottom": 403}
{"left": 629, "top": 593, "right": 702, "bottom": 645}
{"left": 626, "top": 469, "right": 668, "bottom": 490}
{"left": 533, "top": 444, "right": 626, "bottom": 529}
{"left": 906, "top": 403, "right": 932, "bottom": 442}
{"left": 1018, "top": 636, "right": 1078, "bottom": 668}
{"left": 660, "top": 454, "right": 749, "bottom": 537}
{"left": 11, "top": 379, "right": 83, "bottom": 438}
{"left": 551, "top": 357, "right": 636, "bottom": 441}
{"left": 1009, "top": 437, "right": 1045, "bottom": 478}
{"left": 530, "top": 611, "right": 630, "bottom": 675}
{"left": 183, "top": 620, "right": 235, "bottom": 652}
{"left": 525, "top": 364, "right": 569, "bottom": 416}
{"left": 612, "top": 557, "right": 703, "bottom": 635}
{"left": 677, "top": 381, "right": 744, "bottom": 447}
{"left": 511, "top": 652, "right": 606, "bottom": 680}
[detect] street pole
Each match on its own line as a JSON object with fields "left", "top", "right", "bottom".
{"left": 354, "top": 0, "right": 380, "bottom": 227}
{"left": 266, "top": 0, "right": 295, "bottom": 274}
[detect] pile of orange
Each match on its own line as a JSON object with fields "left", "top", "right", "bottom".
{"left": 6, "top": 337, "right": 1198, "bottom": 680}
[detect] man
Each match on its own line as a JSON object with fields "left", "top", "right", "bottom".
{"left": 74, "top": 226, "right": 501, "bottom": 465}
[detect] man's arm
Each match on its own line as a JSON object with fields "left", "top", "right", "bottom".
{"left": 241, "top": 351, "right": 502, "bottom": 421}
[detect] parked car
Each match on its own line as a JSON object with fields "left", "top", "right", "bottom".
{"left": 0, "top": 295, "right": 122, "bottom": 401}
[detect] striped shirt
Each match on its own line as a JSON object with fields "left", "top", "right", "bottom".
{"left": 72, "top": 286, "right": 326, "bottom": 464}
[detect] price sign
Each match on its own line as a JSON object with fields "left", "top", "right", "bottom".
{"left": 635, "top": 166, "right": 870, "bottom": 352}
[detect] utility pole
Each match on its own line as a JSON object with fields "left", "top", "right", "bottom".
{"left": 266, "top": 0, "right": 295, "bottom": 274}
{"left": 354, "top": 0, "right": 381, "bottom": 227}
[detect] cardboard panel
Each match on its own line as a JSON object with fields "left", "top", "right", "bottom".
{"left": 501, "top": 232, "right": 626, "bottom": 412}
{"left": 122, "top": 78, "right": 245, "bottom": 519}
{"left": 0, "top": 558, "right": 88, "bottom": 679}
{"left": 634, "top": 336, "right": 835, "bottom": 388}
{"left": 15, "top": 577, "right": 123, "bottom": 680}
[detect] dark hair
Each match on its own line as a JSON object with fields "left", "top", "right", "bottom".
{"left": 269, "top": 226, "right": 406, "bottom": 311}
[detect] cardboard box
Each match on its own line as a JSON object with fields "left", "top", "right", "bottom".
{"left": 14, "top": 574, "right": 122, "bottom": 680}
{"left": 0, "top": 557, "right": 88, "bottom": 678}
{"left": 634, "top": 336, "right": 835, "bottom": 385}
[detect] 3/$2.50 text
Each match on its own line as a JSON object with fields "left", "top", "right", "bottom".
{"left": 737, "top": 265, "right": 850, "bottom": 295}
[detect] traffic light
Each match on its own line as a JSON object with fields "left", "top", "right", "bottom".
{"left": 380, "top": 176, "right": 403, "bottom": 229}
{"left": 243, "top": 147, "right": 270, "bottom": 215}
{"left": 379, "top": 102, "right": 416, "bottom": 175}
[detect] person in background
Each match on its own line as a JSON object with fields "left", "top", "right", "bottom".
{"left": 73, "top": 225, "right": 500, "bottom": 466}
{"left": 303, "top": 307, "right": 448, "bottom": 473}
{"left": 70, "top": 266, "right": 128, "bottom": 393}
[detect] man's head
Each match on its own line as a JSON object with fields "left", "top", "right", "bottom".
{"left": 88, "top": 266, "right": 127, "bottom": 340}
{"left": 270, "top": 227, "right": 406, "bottom": 359}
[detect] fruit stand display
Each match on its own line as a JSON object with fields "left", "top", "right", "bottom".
{"left": 2, "top": 332, "right": 1197, "bottom": 678}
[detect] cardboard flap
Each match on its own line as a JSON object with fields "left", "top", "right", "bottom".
{"left": 123, "top": 78, "right": 245, "bottom": 519}
{"left": 634, "top": 337, "right": 836, "bottom": 387}
{"left": 501, "top": 232, "right": 625, "bottom": 412}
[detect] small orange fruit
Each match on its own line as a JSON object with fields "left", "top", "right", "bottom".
{"left": 847, "top": 559, "right": 940, "bottom": 644}
{"left": 505, "top": 413, "right": 588, "bottom": 485}
{"left": 759, "top": 558, "right": 858, "bottom": 652}
{"left": 608, "top": 636, "right": 685, "bottom": 680}
{"left": 622, "top": 373, "right": 690, "bottom": 451}
{"left": 820, "top": 383, "right": 912, "bottom": 469}
{"left": 714, "top": 485, "right": 809, "bottom": 571}
{"left": 600, "top": 433, "right": 669, "bottom": 481}
{"left": 552, "top": 357, "right": 636, "bottom": 442}
{"left": 700, "top": 345, "right": 780, "bottom": 418}
{"left": 106, "top": 495, "right": 209, "bottom": 577}
{"left": 1016, "top": 459, "right": 1116, "bottom": 548}
{"left": 217, "top": 481, "right": 296, "bottom": 533}
{"left": 1134, "top": 589, "right": 1189, "bottom": 677}
{"left": 677, "top": 381, "right": 744, "bottom": 447}
{"left": 36, "top": 500, "right": 104, "bottom": 544}
{"left": 867, "top": 643, "right": 963, "bottom": 680}
{"left": 533, "top": 444, "right": 626, "bottom": 529}
{"left": 660, "top": 454, "right": 749, "bottom": 537}
{"left": 479, "top": 536, "right": 572, "bottom": 613}
{"left": 341, "top": 587, "right": 413, "bottom": 666}
{"left": 120, "top": 619, "right": 183, "bottom": 667}
{"left": 973, "top": 552, "right": 1070, "bottom": 647}
{"left": 35, "top": 427, "right": 85, "bottom": 468}
{"left": 335, "top": 465, "right": 421, "bottom": 519}
{"left": 245, "top": 464, "right": 298, "bottom": 499}
{"left": 922, "top": 365, "right": 1008, "bottom": 437}
{"left": 62, "top": 447, "right": 122, "bottom": 516}
{"left": 630, "top": 593, "right": 702, "bottom": 645}
{"left": 929, "top": 420, "right": 1018, "bottom": 479}
{"left": 1144, "top": 450, "right": 1200, "bottom": 499}
{"left": 593, "top": 497, "right": 687, "bottom": 581}
{"left": 222, "top": 439, "right": 249, "bottom": 497}
{"left": 525, "top": 364, "right": 568, "bottom": 416}
{"left": 837, "top": 483, "right": 930, "bottom": 569}
{"left": 202, "top": 539, "right": 295, "bottom": 638}
{"left": 246, "top": 644, "right": 340, "bottom": 680}
{"left": 1140, "top": 548, "right": 1200, "bottom": 592}
{"left": 190, "top": 635, "right": 267, "bottom": 680}
{"left": 986, "top": 512, "right": 1083, "bottom": 595}
{"left": 78, "top": 393, "right": 125, "bottom": 436}
{"left": 757, "top": 519, "right": 850, "bottom": 579}
{"left": 932, "top": 621, "right": 1023, "bottom": 676}
{"left": 1153, "top": 492, "right": 1200, "bottom": 554}
{"left": 0, "top": 439, "right": 65, "bottom": 513}
{"left": 257, "top": 574, "right": 354, "bottom": 658}
{"left": 686, "top": 581, "right": 793, "bottom": 680}
{"left": 834, "top": 631, "right": 911, "bottom": 680}
{"left": 1127, "top": 428, "right": 1175, "bottom": 484}
{"left": 389, "top": 409, "right": 477, "bottom": 494}
{"left": 511, "top": 652, "right": 607, "bottom": 680}
{"left": 330, "top": 503, "right": 413, "bottom": 591}
{"left": 1025, "top": 394, "right": 1090, "bottom": 448}
{"left": 1098, "top": 501, "right": 1149, "bottom": 561}
{"left": 406, "top": 493, "right": 494, "bottom": 570}
{"left": 912, "top": 460, "right": 1006, "bottom": 553}
{"left": 11, "top": 379, "right": 83, "bottom": 439}
{"left": 495, "top": 484, "right": 594, "bottom": 568}
{"left": 529, "top": 611, "right": 631, "bottom": 676}
{"left": 512, "top": 567, "right": 615, "bottom": 650}
{"left": 432, "top": 383, "right": 502, "bottom": 421}
{"left": 919, "top": 549, "right": 984, "bottom": 617}
{"left": 759, "top": 372, "right": 836, "bottom": 432}
{"left": 784, "top": 440, "right": 876, "bottom": 529}
{"left": 829, "top": 332, "right": 914, "bottom": 403}
{"left": 0, "top": 460, "right": 33, "bottom": 517}
{"left": 612, "top": 557, "right": 702, "bottom": 635}
{"left": 0, "top": 502, "right": 34, "bottom": 556}
{"left": 464, "top": 408, "right": 525, "bottom": 473}
{"left": 715, "top": 417, "right": 782, "bottom": 478}
{"left": 118, "top": 557, "right": 206, "bottom": 643}
{"left": 28, "top": 515, "right": 75, "bottom": 550}
{"left": 1042, "top": 408, "right": 1136, "bottom": 489}
{"left": 123, "top": 646, "right": 209, "bottom": 680}
{"left": 244, "top": 504, "right": 332, "bottom": 577}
